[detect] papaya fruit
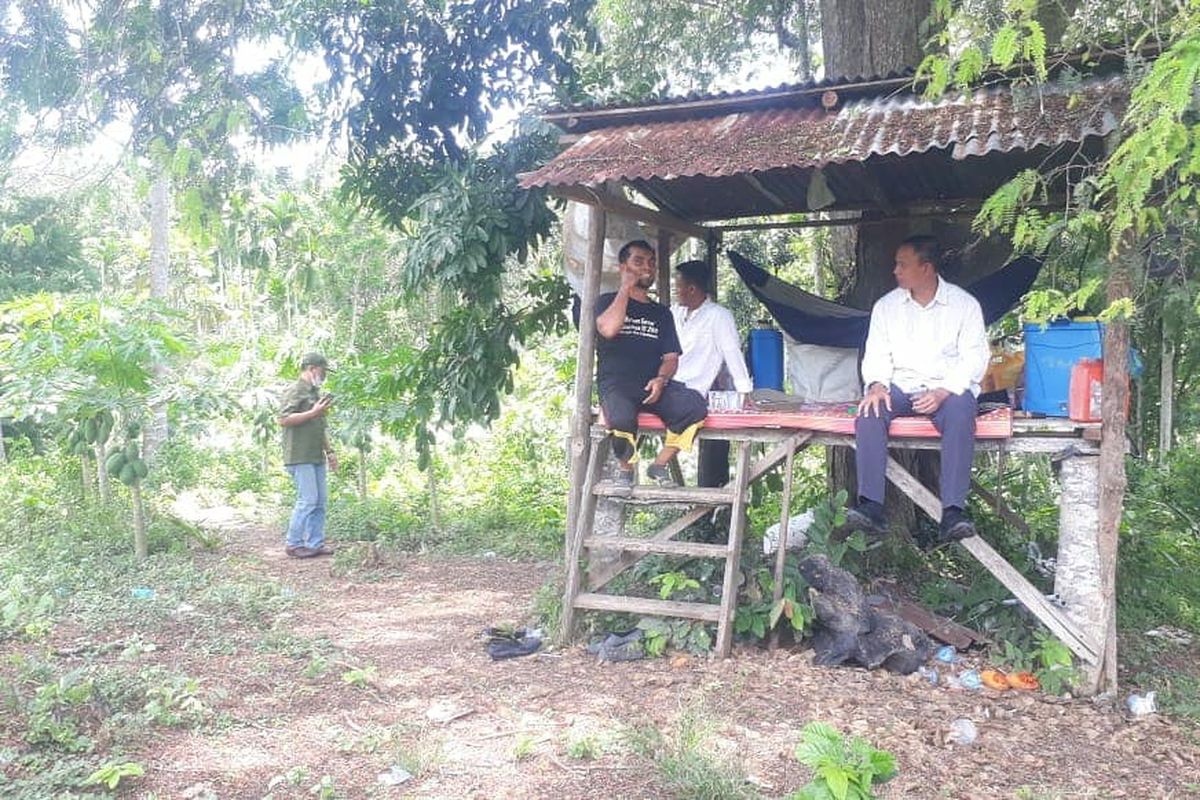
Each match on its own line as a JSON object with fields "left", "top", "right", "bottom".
{"left": 106, "top": 451, "right": 127, "bottom": 475}
{"left": 119, "top": 464, "right": 137, "bottom": 485}
{"left": 132, "top": 459, "right": 149, "bottom": 479}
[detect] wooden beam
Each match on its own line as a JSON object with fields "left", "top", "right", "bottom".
{"left": 550, "top": 185, "right": 713, "bottom": 242}
{"left": 592, "top": 484, "right": 736, "bottom": 504}
{"left": 583, "top": 537, "right": 730, "bottom": 558}
{"left": 657, "top": 231, "right": 672, "bottom": 307}
{"left": 743, "top": 174, "right": 787, "bottom": 210}
{"left": 880, "top": 453, "right": 1100, "bottom": 664}
{"left": 573, "top": 592, "right": 722, "bottom": 622}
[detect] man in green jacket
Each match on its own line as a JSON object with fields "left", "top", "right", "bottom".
{"left": 279, "top": 352, "right": 338, "bottom": 558}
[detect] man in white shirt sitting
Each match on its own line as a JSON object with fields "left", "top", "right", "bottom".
{"left": 848, "top": 236, "right": 990, "bottom": 542}
{"left": 672, "top": 260, "right": 753, "bottom": 487}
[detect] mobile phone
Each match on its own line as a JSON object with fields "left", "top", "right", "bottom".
{"left": 321, "top": 393, "right": 335, "bottom": 403}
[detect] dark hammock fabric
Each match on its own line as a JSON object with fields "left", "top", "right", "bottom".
{"left": 728, "top": 250, "right": 1043, "bottom": 349}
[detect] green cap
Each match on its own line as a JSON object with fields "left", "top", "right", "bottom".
{"left": 299, "top": 352, "right": 330, "bottom": 370}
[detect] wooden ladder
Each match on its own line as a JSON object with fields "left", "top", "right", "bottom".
{"left": 560, "top": 434, "right": 753, "bottom": 657}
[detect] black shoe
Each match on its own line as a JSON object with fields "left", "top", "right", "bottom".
{"left": 938, "top": 507, "right": 977, "bottom": 542}
{"left": 646, "top": 463, "right": 677, "bottom": 487}
{"left": 846, "top": 499, "right": 887, "bottom": 535}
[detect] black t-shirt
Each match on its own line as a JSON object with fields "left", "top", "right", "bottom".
{"left": 594, "top": 292, "right": 681, "bottom": 393}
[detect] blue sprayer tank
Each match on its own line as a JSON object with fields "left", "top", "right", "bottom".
{"left": 1023, "top": 319, "right": 1102, "bottom": 416}
{"left": 748, "top": 325, "right": 784, "bottom": 391}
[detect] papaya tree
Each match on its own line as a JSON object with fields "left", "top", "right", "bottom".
{"left": 0, "top": 294, "right": 187, "bottom": 555}
{"left": 105, "top": 422, "right": 151, "bottom": 559}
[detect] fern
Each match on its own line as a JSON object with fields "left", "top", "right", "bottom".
{"left": 954, "top": 46, "right": 986, "bottom": 89}
{"left": 990, "top": 26, "right": 1020, "bottom": 68}
{"left": 974, "top": 169, "right": 1042, "bottom": 235}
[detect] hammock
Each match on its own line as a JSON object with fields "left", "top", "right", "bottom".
{"left": 728, "top": 250, "right": 1043, "bottom": 349}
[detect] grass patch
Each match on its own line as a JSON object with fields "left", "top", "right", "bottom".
{"left": 623, "top": 706, "right": 759, "bottom": 800}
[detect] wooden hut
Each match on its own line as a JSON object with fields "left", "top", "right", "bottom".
{"left": 520, "top": 70, "right": 1130, "bottom": 694}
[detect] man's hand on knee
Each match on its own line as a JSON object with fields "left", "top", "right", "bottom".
{"left": 858, "top": 383, "right": 892, "bottom": 417}
{"left": 912, "top": 388, "right": 951, "bottom": 415}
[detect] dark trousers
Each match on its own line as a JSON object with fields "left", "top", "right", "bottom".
{"left": 698, "top": 440, "right": 730, "bottom": 487}
{"left": 601, "top": 380, "right": 707, "bottom": 462}
{"left": 855, "top": 385, "right": 977, "bottom": 510}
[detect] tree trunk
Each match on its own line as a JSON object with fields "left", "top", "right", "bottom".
{"left": 1159, "top": 325, "right": 1174, "bottom": 456}
{"left": 1094, "top": 235, "right": 1134, "bottom": 695}
{"left": 95, "top": 440, "right": 112, "bottom": 504}
{"left": 144, "top": 168, "right": 171, "bottom": 463}
{"left": 132, "top": 481, "right": 148, "bottom": 561}
{"left": 357, "top": 444, "right": 368, "bottom": 499}
{"left": 0, "top": 423, "right": 6, "bottom": 464}
{"left": 819, "top": 0, "right": 935, "bottom": 522}
{"left": 427, "top": 449, "right": 440, "bottom": 532}
{"left": 1035, "top": 0, "right": 1080, "bottom": 51}
{"left": 80, "top": 453, "right": 93, "bottom": 502}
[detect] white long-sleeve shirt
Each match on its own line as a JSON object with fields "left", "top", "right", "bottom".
{"left": 860, "top": 277, "right": 990, "bottom": 396}
{"left": 672, "top": 299, "right": 754, "bottom": 394}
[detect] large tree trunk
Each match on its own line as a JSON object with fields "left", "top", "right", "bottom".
{"left": 144, "top": 169, "right": 171, "bottom": 463}
{"left": 820, "top": 0, "right": 933, "bottom": 523}
{"left": 1035, "top": 0, "right": 1080, "bottom": 52}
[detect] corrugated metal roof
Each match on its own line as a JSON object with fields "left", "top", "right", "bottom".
{"left": 522, "top": 76, "right": 1126, "bottom": 206}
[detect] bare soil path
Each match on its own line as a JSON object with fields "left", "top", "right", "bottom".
{"left": 134, "top": 517, "right": 1200, "bottom": 799}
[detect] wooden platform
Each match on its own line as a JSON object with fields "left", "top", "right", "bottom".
{"left": 571, "top": 409, "right": 1102, "bottom": 667}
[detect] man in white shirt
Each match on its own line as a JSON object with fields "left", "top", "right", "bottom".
{"left": 849, "top": 236, "right": 990, "bottom": 542}
{"left": 672, "top": 260, "right": 753, "bottom": 487}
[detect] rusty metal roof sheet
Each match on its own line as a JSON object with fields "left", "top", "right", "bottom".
{"left": 521, "top": 76, "right": 1126, "bottom": 201}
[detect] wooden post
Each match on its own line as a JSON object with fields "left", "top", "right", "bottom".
{"left": 769, "top": 444, "right": 796, "bottom": 650}
{"left": 565, "top": 207, "right": 607, "bottom": 550}
{"left": 705, "top": 232, "right": 719, "bottom": 299}
{"left": 657, "top": 231, "right": 672, "bottom": 306}
{"left": 1160, "top": 325, "right": 1174, "bottom": 456}
{"left": 1095, "top": 235, "right": 1135, "bottom": 694}
{"left": 716, "top": 441, "right": 751, "bottom": 657}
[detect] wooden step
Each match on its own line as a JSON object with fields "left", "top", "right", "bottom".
{"left": 592, "top": 483, "right": 735, "bottom": 505}
{"left": 572, "top": 592, "right": 722, "bottom": 622}
{"left": 583, "top": 537, "right": 729, "bottom": 558}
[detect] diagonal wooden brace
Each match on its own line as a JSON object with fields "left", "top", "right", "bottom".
{"left": 880, "top": 453, "right": 1101, "bottom": 665}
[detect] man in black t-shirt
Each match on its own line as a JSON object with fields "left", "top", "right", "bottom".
{"left": 595, "top": 240, "right": 707, "bottom": 486}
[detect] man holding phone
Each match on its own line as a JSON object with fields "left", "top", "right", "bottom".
{"left": 595, "top": 240, "right": 707, "bottom": 487}
{"left": 278, "top": 352, "right": 338, "bottom": 558}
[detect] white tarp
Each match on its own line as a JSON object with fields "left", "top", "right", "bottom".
{"left": 785, "top": 337, "right": 863, "bottom": 402}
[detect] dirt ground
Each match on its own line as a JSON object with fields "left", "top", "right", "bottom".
{"left": 113, "top": 517, "right": 1200, "bottom": 800}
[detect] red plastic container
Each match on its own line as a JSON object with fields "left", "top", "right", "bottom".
{"left": 1068, "top": 358, "right": 1104, "bottom": 422}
